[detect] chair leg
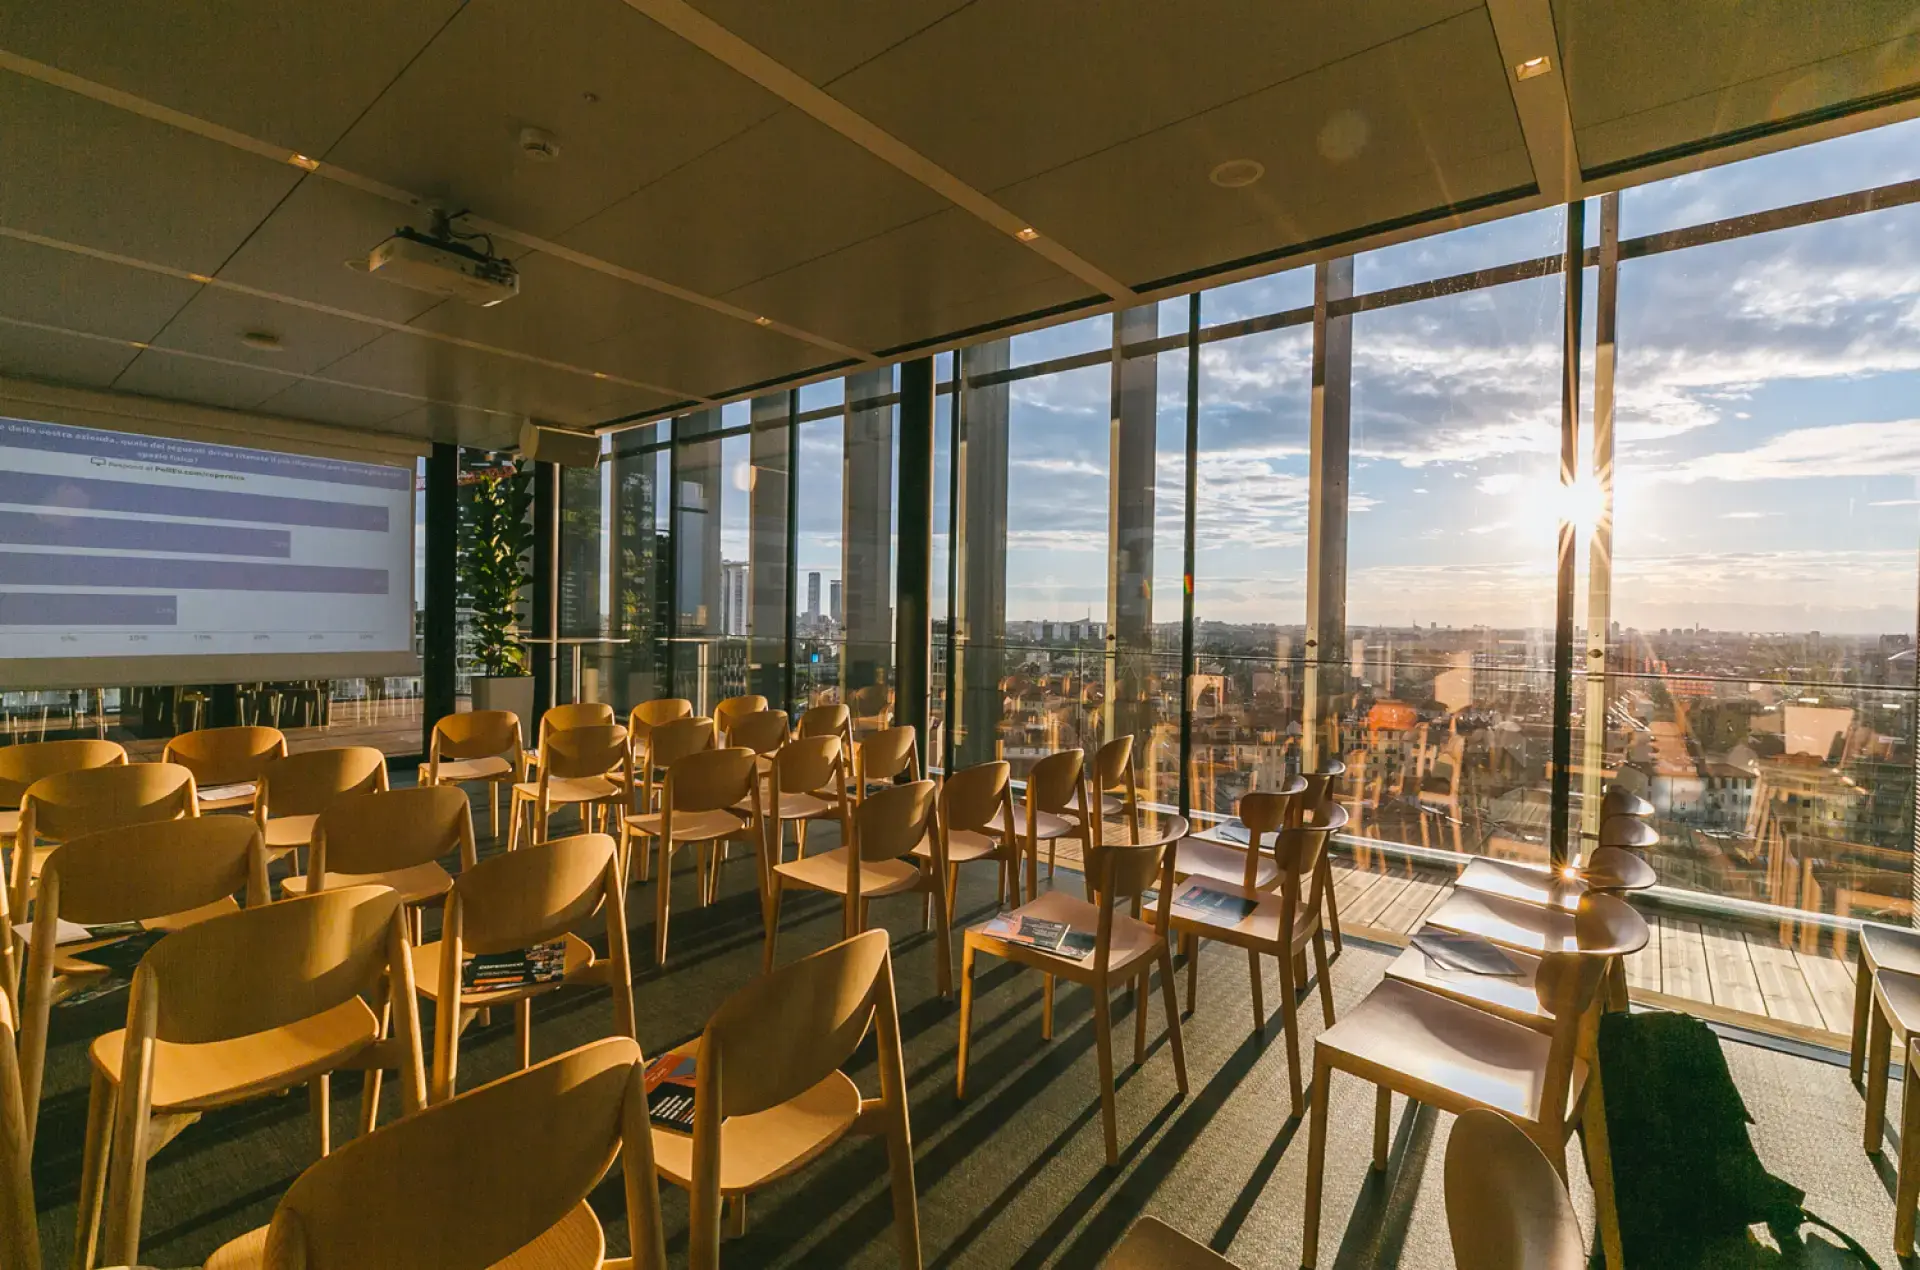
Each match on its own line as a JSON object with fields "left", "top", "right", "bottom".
{"left": 1320, "top": 853, "right": 1344, "bottom": 956}
{"left": 931, "top": 879, "right": 953, "bottom": 999}
{"left": 956, "top": 943, "right": 977, "bottom": 1099}
{"left": 1042, "top": 974, "right": 1056, "bottom": 1041}
{"left": 1092, "top": 982, "right": 1119, "bottom": 1166}
{"left": 696, "top": 841, "right": 710, "bottom": 908}
{"left": 1184, "top": 933, "right": 1199, "bottom": 1015}
{"left": 1852, "top": 946, "right": 1873, "bottom": 1085}
{"left": 1159, "top": 947, "right": 1188, "bottom": 1096}
{"left": 311, "top": 1074, "right": 331, "bottom": 1157}
{"left": 763, "top": 879, "right": 783, "bottom": 974}
{"left": 1047, "top": 838, "right": 1056, "bottom": 882}
{"left": 1133, "top": 969, "right": 1148, "bottom": 1064}
{"left": 507, "top": 795, "right": 522, "bottom": 852}
{"left": 488, "top": 782, "right": 499, "bottom": 840}
{"left": 1312, "top": 930, "right": 1336, "bottom": 1028}
{"left": 1372, "top": 1085, "right": 1391, "bottom": 1169}
{"left": 1302, "top": 1055, "right": 1332, "bottom": 1270}
{"left": 73, "top": 1069, "right": 114, "bottom": 1270}
{"left": 1026, "top": 839, "right": 1039, "bottom": 907}
{"left": 359, "top": 988, "right": 391, "bottom": 1138}
{"left": 1867, "top": 1002, "right": 1893, "bottom": 1152}
{"left": 1900, "top": 1043, "right": 1920, "bottom": 1258}
{"left": 1280, "top": 942, "right": 1304, "bottom": 1117}
{"left": 654, "top": 842, "right": 673, "bottom": 966}
{"left": 1246, "top": 946, "right": 1265, "bottom": 1033}
{"left": 515, "top": 999, "right": 533, "bottom": 1070}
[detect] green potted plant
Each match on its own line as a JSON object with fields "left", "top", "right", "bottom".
{"left": 458, "top": 460, "right": 535, "bottom": 742}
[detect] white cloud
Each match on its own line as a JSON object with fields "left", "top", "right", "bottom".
{"left": 1660, "top": 418, "right": 1920, "bottom": 483}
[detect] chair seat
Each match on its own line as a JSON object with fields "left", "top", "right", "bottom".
{"left": 1862, "top": 922, "right": 1920, "bottom": 977}
{"left": 913, "top": 827, "right": 1002, "bottom": 865}
{"left": 412, "top": 932, "right": 596, "bottom": 1007}
{"left": 514, "top": 777, "right": 619, "bottom": 805}
{"left": 263, "top": 814, "right": 319, "bottom": 852}
{"left": 1384, "top": 943, "right": 1550, "bottom": 1028}
{"left": 748, "top": 790, "right": 839, "bottom": 822}
{"left": 1455, "top": 858, "right": 1589, "bottom": 912}
{"left": 775, "top": 849, "right": 921, "bottom": 898}
{"left": 206, "top": 1197, "right": 606, "bottom": 1270}
{"left": 1106, "top": 1216, "right": 1238, "bottom": 1270}
{"left": 625, "top": 808, "right": 748, "bottom": 842}
{"left": 1423, "top": 889, "right": 1579, "bottom": 954}
{"left": 1174, "top": 837, "right": 1279, "bottom": 890}
{"left": 1315, "top": 979, "right": 1586, "bottom": 1125}
{"left": 198, "top": 792, "right": 258, "bottom": 812}
{"left": 1095, "top": 792, "right": 1129, "bottom": 818}
{"left": 280, "top": 860, "right": 454, "bottom": 907}
{"left": 90, "top": 997, "right": 380, "bottom": 1111}
{"left": 1164, "top": 877, "right": 1314, "bottom": 950}
{"left": 650, "top": 1041, "right": 862, "bottom": 1194}
{"left": 1021, "top": 808, "right": 1078, "bottom": 841}
{"left": 435, "top": 756, "right": 516, "bottom": 783}
{"left": 968, "top": 890, "right": 1160, "bottom": 976}
{"left": 144, "top": 896, "right": 244, "bottom": 933}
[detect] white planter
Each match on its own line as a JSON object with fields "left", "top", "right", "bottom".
{"left": 471, "top": 675, "right": 535, "bottom": 751}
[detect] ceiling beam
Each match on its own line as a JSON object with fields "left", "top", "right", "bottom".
{"left": 622, "top": 0, "right": 1139, "bottom": 303}
{"left": 1483, "top": 0, "right": 1578, "bottom": 204}
{"left": 0, "top": 47, "right": 875, "bottom": 367}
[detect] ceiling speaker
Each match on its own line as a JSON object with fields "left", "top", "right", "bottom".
{"left": 518, "top": 421, "right": 601, "bottom": 468}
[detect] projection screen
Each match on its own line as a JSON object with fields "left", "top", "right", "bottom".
{"left": 0, "top": 414, "right": 419, "bottom": 689}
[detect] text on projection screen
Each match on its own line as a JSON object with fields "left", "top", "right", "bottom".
{"left": 0, "top": 416, "right": 414, "bottom": 678}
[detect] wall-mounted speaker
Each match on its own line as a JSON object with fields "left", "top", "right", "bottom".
{"left": 518, "top": 421, "right": 602, "bottom": 468}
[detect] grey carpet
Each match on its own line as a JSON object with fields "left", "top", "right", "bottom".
{"left": 23, "top": 784, "right": 1904, "bottom": 1268}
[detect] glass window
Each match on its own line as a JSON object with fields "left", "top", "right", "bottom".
{"left": 1203, "top": 267, "right": 1314, "bottom": 327}
{"left": 1010, "top": 312, "right": 1112, "bottom": 367}
{"left": 797, "top": 379, "right": 844, "bottom": 414}
{"left": 1354, "top": 206, "right": 1566, "bottom": 294}
{"left": 794, "top": 401, "right": 844, "bottom": 708}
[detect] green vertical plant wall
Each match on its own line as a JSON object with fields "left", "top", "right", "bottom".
{"left": 458, "top": 460, "right": 535, "bottom": 677}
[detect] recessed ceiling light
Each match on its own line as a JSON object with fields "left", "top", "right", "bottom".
{"left": 1515, "top": 55, "right": 1552, "bottom": 80}
{"left": 129, "top": 341, "right": 149, "bottom": 350}
{"left": 240, "top": 330, "right": 284, "bottom": 352}
{"left": 593, "top": 371, "right": 609, "bottom": 379}
{"left": 519, "top": 126, "right": 561, "bottom": 161}
{"left": 1014, "top": 226, "right": 1040, "bottom": 242}
{"left": 1209, "top": 159, "right": 1266, "bottom": 189}
{"left": 753, "top": 315, "right": 773, "bottom": 326}
{"left": 187, "top": 272, "right": 213, "bottom": 284}
{"left": 287, "top": 153, "right": 320, "bottom": 172}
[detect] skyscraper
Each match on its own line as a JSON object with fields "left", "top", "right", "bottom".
{"left": 719, "top": 560, "right": 749, "bottom": 637}
{"left": 829, "top": 579, "right": 843, "bottom": 626}
{"left": 807, "top": 571, "right": 821, "bottom": 620}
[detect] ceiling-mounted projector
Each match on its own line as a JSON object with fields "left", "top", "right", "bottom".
{"left": 366, "top": 210, "right": 518, "bottom": 306}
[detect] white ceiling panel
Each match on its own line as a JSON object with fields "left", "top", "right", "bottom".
{"left": 253, "top": 378, "right": 419, "bottom": 430}
{"left": 996, "top": 9, "right": 1533, "bottom": 288}
{"left": 0, "top": 2, "right": 464, "bottom": 155}
{"left": 561, "top": 107, "right": 953, "bottom": 298}
{"left": 0, "top": 73, "right": 301, "bottom": 273}
{"left": 0, "top": 235, "right": 200, "bottom": 341}
{"left": 0, "top": 323, "right": 140, "bottom": 391}
{"left": 680, "top": 0, "right": 971, "bottom": 87}
{"left": 824, "top": 0, "right": 1483, "bottom": 195}
{"left": 148, "top": 287, "right": 386, "bottom": 377}
{"left": 324, "top": 0, "right": 784, "bottom": 239}
{"left": 111, "top": 349, "right": 303, "bottom": 411}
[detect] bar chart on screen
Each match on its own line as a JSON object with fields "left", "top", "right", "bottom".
{"left": 0, "top": 416, "right": 417, "bottom": 686}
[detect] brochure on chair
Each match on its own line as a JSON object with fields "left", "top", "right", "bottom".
{"left": 12, "top": 917, "right": 145, "bottom": 946}
{"left": 643, "top": 1053, "right": 699, "bottom": 1131}
{"left": 461, "top": 939, "right": 568, "bottom": 991}
{"left": 1169, "top": 882, "right": 1258, "bottom": 924}
{"left": 1410, "top": 929, "right": 1522, "bottom": 977}
{"left": 195, "top": 781, "right": 257, "bottom": 803}
{"left": 978, "top": 911, "right": 1072, "bottom": 953}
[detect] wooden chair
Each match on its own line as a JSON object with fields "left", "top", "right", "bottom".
{"left": 1300, "top": 952, "right": 1622, "bottom": 1269}
{"left": 1602, "top": 784, "right": 1653, "bottom": 819}
{"left": 1597, "top": 814, "right": 1659, "bottom": 850}
{"left": 629, "top": 697, "right": 695, "bottom": 791}
{"left": 282, "top": 785, "right": 477, "bottom": 940}
{"left": 1455, "top": 845, "right": 1656, "bottom": 913}
{"left": 855, "top": 724, "right": 921, "bottom": 803}
{"left": 797, "top": 703, "right": 855, "bottom": 793}
{"left": 508, "top": 724, "right": 631, "bottom": 851}
{"left": 0, "top": 984, "right": 38, "bottom": 1270}
{"left": 651, "top": 929, "right": 918, "bottom": 1269}
{"left": 0, "top": 737, "right": 126, "bottom": 846}
{"left": 15, "top": 815, "right": 270, "bottom": 1153}
{"left": 202, "top": 1035, "right": 666, "bottom": 1270}
{"left": 256, "top": 746, "right": 388, "bottom": 865}
{"left": 1064, "top": 735, "right": 1141, "bottom": 849}
{"left": 1104, "top": 1217, "right": 1236, "bottom": 1269}
{"left": 414, "top": 831, "right": 634, "bottom": 1101}
{"left": 1852, "top": 921, "right": 1920, "bottom": 1087}
{"left": 729, "top": 708, "right": 791, "bottom": 789}
{"left": 1896, "top": 1031, "right": 1920, "bottom": 1256}
{"left": 958, "top": 814, "right": 1190, "bottom": 1165}
{"left": 624, "top": 748, "right": 758, "bottom": 966}
{"left": 425, "top": 710, "right": 524, "bottom": 839}
{"left": 1173, "top": 777, "right": 1305, "bottom": 893}
{"left": 1415, "top": 731, "right": 1468, "bottom": 854}
{"left": 913, "top": 759, "right": 1019, "bottom": 915}
{"left": 79, "top": 884, "right": 427, "bottom": 1270}
{"left": 1445, "top": 1108, "right": 1584, "bottom": 1270}
{"left": 628, "top": 718, "right": 719, "bottom": 877}
{"left": 713, "top": 694, "right": 768, "bottom": 743}
{"left": 759, "top": 733, "right": 851, "bottom": 866}
{"left": 1013, "top": 748, "right": 1092, "bottom": 896}
{"left": 764, "top": 779, "right": 950, "bottom": 994}
{"left": 162, "top": 725, "right": 287, "bottom": 811}
{"left": 537, "top": 702, "right": 615, "bottom": 755}
{"left": 1167, "top": 796, "right": 1339, "bottom": 1114}
{"left": 1386, "top": 893, "right": 1649, "bottom": 1027}
{"left": 1297, "top": 761, "right": 1346, "bottom": 954}
{"left": 10, "top": 761, "right": 198, "bottom": 952}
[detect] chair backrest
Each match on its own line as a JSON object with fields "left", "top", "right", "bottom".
{"left": 798, "top": 703, "right": 851, "bottom": 741}
{"left": 1091, "top": 735, "right": 1135, "bottom": 792}
{"left": 18, "top": 761, "right": 196, "bottom": 847}
{"left": 258, "top": 1037, "right": 663, "bottom": 1270}
{"left": 772, "top": 734, "right": 843, "bottom": 799}
{"left": 1444, "top": 1108, "right": 1583, "bottom": 1270}
{"left": 19, "top": 816, "right": 271, "bottom": 1147}
{"left": 1265, "top": 822, "right": 1339, "bottom": 931}
{"left": 1298, "top": 770, "right": 1340, "bottom": 825}
{"left": 140, "top": 884, "right": 409, "bottom": 1045}
{"left": 0, "top": 738, "right": 126, "bottom": 808}
{"left": 258, "top": 746, "right": 387, "bottom": 820}
{"left": 630, "top": 698, "right": 694, "bottom": 739}
{"left": 853, "top": 781, "right": 936, "bottom": 865}
{"left": 0, "top": 986, "right": 39, "bottom": 1270}
{"left": 1570, "top": 892, "right": 1651, "bottom": 957}
{"left": 941, "top": 760, "right": 1013, "bottom": 835}
{"left": 1597, "top": 814, "right": 1658, "bottom": 850}
{"left": 162, "top": 726, "right": 287, "bottom": 786}
{"left": 542, "top": 724, "right": 630, "bottom": 781}
{"left": 690, "top": 930, "right": 903, "bottom": 1266}
{"left": 729, "top": 709, "right": 791, "bottom": 756}
{"left": 312, "top": 785, "right": 476, "bottom": 879}
{"left": 539, "top": 702, "right": 614, "bottom": 752}
{"left": 1580, "top": 845, "right": 1657, "bottom": 891}
{"left": 1602, "top": 784, "right": 1653, "bottom": 819}
{"left": 648, "top": 716, "right": 717, "bottom": 771}
{"left": 666, "top": 748, "right": 759, "bottom": 815}
{"left": 1084, "top": 815, "right": 1189, "bottom": 969}
{"left": 430, "top": 711, "right": 521, "bottom": 765}
{"left": 1025, "top": 748, "right": 1085, "bottom": 815}
{"left": 858, "top": 725, "right": 920, "bottom": 786}
{"left": 1532, "top": 950, "right": 1610, "bottom": 1128}
{"left": 714, "top": 694, "right": 768, "bottom": 737}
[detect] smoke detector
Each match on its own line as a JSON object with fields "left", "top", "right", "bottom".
{"left": 519, "top": 127, "right": 561, "bottom": 162}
